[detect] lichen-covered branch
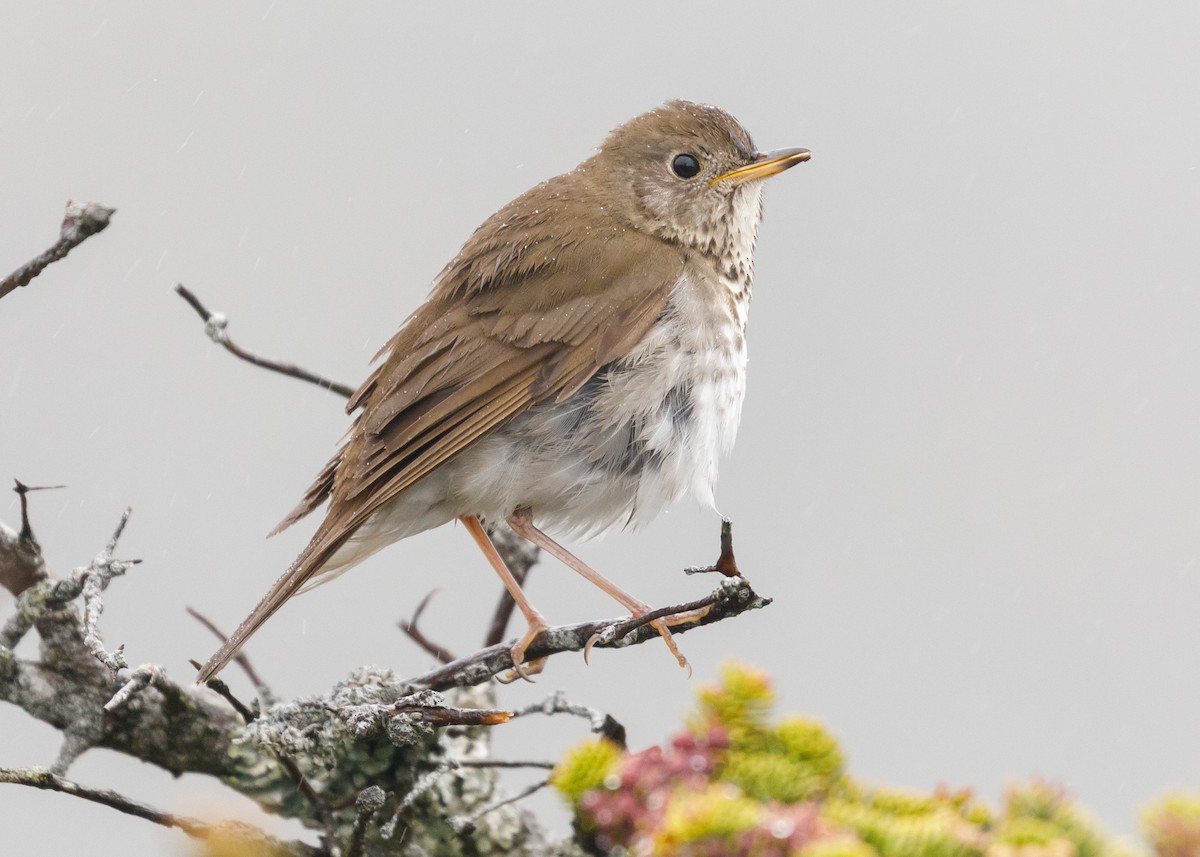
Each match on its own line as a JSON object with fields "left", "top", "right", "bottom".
{"left": 3, "top": 495, "right": 761, "bottom": 854}
{"left": 403, "top": 573, "right": 772, "bottom": 694}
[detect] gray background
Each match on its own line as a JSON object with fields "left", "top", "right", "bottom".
{"left": 3, "top": 2, "right": 1198, "bottom": 853}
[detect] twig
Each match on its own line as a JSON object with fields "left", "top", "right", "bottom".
{"left": 79, "top": 507, "right": 139, "bottom": 674}
{"left": 403, "top": 574, "right": 771, "bottom": 694}
{"left": 0, "top": 201, "right": 116, "bottom": 302}
{"left": 449, "top": 777, "right": 550, "bottom": 834}
{"left": 0, "top": 508, "right": 140, "bottom": 651}
{"left": 276, "top": 753, "right": 327, "bottom": 824}
{"left": 457, "top": 759, "right": 556, "bottom": 770}
{"left": 105, "top": 664, "right": 165, "bottom": 711}
{"left": 346, "top": 785, "right": 386, "bottom": 857}
{"left": 0, "top": 767, "right": 319, "bottom": 856}
{"left": 0, "top": 482, "right": 52, "bottom": 597}
{"left": 511, "top": 690, "right": 626, "bottom": 748}
{"left": 684, "top": 518, "right": 741, "bottom": 576}
{"left": 398, "top": 590, "right": 455, "bottom": 665}
{"left": 380, "top": 700, "right": 511, "bottom": 728}
{"left": 381, "top": 759, "right": 459, "bottom": 839}
{"left": 187, "top": 661, "right": 256, "bottom": 722}
{"left": 175, "top": 283, "right": 356, "bottom": 398}
{"left": 186, "top": 606, "right": 275, "bottom": 703}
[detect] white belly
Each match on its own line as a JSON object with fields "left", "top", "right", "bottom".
{"left": 324, "top": 267, "right": 750, "bottom": 577}
{"left": 449, "top": 266, "right": 749, "bottom": 536}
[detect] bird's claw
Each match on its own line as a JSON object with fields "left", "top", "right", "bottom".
{"left": 582, "top": 606, "right": 711, "bottom": 677}
{"left": 498, "top": 621, "right": 549, "bottom": 683}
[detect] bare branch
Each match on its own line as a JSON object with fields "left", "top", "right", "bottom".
{"left": 450, "top": 777, "right": 549, "bottom": 834}
{"left": 187, "top": 660, "right": 257, "bottom": 722}
{"left": 0, "top": 767, "right": 320, "bottom": 856}
{"left": 511, "top": 690, "right": 626, "bottom": 748}
{"left": 187, "top": 606, "right": 275, "bottom": 703}
{"left": 458, "top": 759, "right": 556, "bottom": 770}
{"left": 0, "top": 201, "right": 116, "bottom": 302}
{"left": 398, "top": 590, "right": 456, "bottom": 665}
{"left": 404, "top": 574, "right": 771, "bottom": 694}
{"left": 175, "top": 283, "right": 356, "bottom": 399}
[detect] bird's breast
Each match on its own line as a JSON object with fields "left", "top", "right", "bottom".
{"left": 444, "top": 265, "right": 749, "bottom": 536}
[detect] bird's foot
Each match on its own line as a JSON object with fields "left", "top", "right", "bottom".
{"left": 498, "top": 619, "right": 550, "bottom": 684}
{"left": 584, "top": 604, "right": 711, "bottom": 676}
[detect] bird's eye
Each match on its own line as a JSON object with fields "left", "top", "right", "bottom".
{"left": 671, "top": 153, "right": 701, "bottom": 179}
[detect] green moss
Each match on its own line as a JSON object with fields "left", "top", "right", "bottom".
{"left": 552, "top": 738, "right": 622, "bottom": 804}
{"left": 695, "top": 661, "right": 776, "bottom": 740}
{"left": 720, "top": 747, "right": 831, "bottom": 804}
{"left": 697, "top": 663, "right": 845, "bottom": 805}
{"left": 799, "top": 837, "right": 884, "bottom": 857}
{"left": 776, "top": 717, "right": 845, "bottom": 782}
{"left": 653, "top": 784, "right": 761, "bottom": 850}
{"left": 996, "top": 817, "right": 1071, "bottom": 846}
{"left": 1004, "top": 783, "right": 1121, "bottom": 857}
{"left": 824, "top": 799, "right": 984, "bottom": 857}
{"left": 1141, "top": 794, "right": 1200, "bottom": 857}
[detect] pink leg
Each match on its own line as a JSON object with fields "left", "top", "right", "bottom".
{"left": 460, "top": 515, "right": 548, "bottom": 678}
{"left": 505, "top": 507, "right": 697, "bottom": 673}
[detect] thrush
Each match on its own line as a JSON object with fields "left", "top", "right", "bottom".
{"left": 196, "top": 100, "right": 809, "bottom": 683}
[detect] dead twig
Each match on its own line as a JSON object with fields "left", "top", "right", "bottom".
{"left": 175, "top": 283, "right": 355, "bottom": 398}
{"left": 0, "top": 767, "right": 319, "bottom": 856}
{"left": 187, "top": 606, "right": 275, "bottom": 703}
{"left": 684, "top": 518, "right": 741, "bottom": 576}
{"left": 398, "top": 590, "right": 456, "bottom": 665}
{"left": 449, "top": 777, "right": 550, "bottom": 834}
{"left": 187, "top": 661, "right": 257, "bottom": 722}
{"left": 511, "top": 690, "right": 626, "bottom": 748}
{"left": 0, "top": 481, "right": 55, "bottom": 597}
{"left": 0, "top": 201, "right": 116, "bottom": 302}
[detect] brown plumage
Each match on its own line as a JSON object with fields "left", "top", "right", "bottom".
{"left": 196, "top": 100, "right": 808, "bottom": 683}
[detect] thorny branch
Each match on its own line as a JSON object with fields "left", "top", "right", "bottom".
{"left": 175, "top": 283, "right": 356, "bottom": 398}
{"left": 0, "top": 201, "right": 116, "bottom": 302}
{"left": 0, "top": 481, "right": 51, "bottom": 597}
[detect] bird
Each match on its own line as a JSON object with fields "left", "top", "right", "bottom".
{"left": 196, "top": 100, "right": 809, "bottom": 684}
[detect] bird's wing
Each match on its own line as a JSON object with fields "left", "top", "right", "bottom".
{"left": 335, "top": 238, "right": 680, "bottom": 518}
{"left": 196, "top": 224, "right": 681, "bottom": 684}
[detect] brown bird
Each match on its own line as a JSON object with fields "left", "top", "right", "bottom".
{"left": 196, "top": 100, "right": 809, "bottom": 683}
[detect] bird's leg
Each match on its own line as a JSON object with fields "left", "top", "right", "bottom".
{"left": 459, "top": 515, "right": 548, "bottom": 680}
{"left": 505, "top": 507, "right": 699, "bottom": 673}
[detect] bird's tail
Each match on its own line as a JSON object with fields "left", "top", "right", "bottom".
{"left": 194, "top": 527, "right": 348, "bottom": 684}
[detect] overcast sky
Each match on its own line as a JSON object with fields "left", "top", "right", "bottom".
{"left": 3, "top": 2, "right": 1198, "bottom": 854}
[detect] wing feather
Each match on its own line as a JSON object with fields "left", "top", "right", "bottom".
{"left": 198, "top": 180, "right": 683, "bottom": 684}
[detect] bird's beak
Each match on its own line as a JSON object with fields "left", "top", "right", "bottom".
{"left": 709, "top": 146, "right": 811, "bottom": 187}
